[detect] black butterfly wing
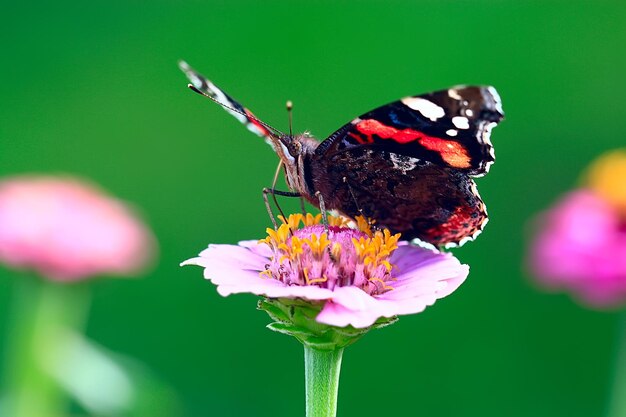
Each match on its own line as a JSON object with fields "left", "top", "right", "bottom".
{"left": 309, "top": 147, "right": 488, "bottom": 247}
{"left": 308, "top": 86, "right": 503, "bottom": 246}
{"left": 315, "top": 86, "right": 504, "bottom": 177}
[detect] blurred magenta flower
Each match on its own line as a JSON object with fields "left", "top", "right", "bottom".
{"left": 0, "top": 175, "right": 155, "bottom": 281}
{"left": 528, "top": 150, "right": 626, "bottom": 307}
{"left": 183, "top": 213, "right": 468, "bottom": 329}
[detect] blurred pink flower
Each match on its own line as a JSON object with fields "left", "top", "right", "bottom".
{"left": 182, "top": 214, "right": 468, "bottom": 328}
{"left": 528, "top": 150, "right": 626, "bottom": 308}
{"left": 529, "top": 190, "right": 626, "bottom": 307}
{"left": 0, "top": 175, "right": 156, "bottom": 281}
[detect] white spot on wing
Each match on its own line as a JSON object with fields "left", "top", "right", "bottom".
{"left": 448, "top": 89, "right": 463, "bottom": 100}
{"left": 446, "top": 129, "right": 458, "bottom": 137}
{"left": 246, "top": 123, "right": 265, "bottom": 136}
{"left": 476, "top": 121, "right": 498, "bottom": 176}
{"left": 389, "top": 153, "right": 420, "bottom": 174}
{"left": 452, "top": 116, "right": 470, "bottom": 129}
{"left": 401, "top": 97, "right": 445, "bottom": 121}
{"left": 487, "top": 86, "right": 504, "bottom": 115}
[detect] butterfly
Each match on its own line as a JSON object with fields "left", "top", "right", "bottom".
{"left": 180, "top": 61, "right": 504, "bottom": 248}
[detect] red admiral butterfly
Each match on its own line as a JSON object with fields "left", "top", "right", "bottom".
{"left": 180, "top": 61, "right": 503, "bottom": 248}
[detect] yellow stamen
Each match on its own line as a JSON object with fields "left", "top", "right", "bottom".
{"left": 303, "top": 213, "right": 323, "bottom": 226}
{"left": 290, "top": 236, "right": 304, "bottom": 256}
{"left": 381, "top": 260, "right": 393, "bottom": 272}
{"left": 260, "top": 224, "right": 292, "bottom": 248}
{"left": 307, "top": 276, "right": 329, "bottom": 285}
{"left": 302, "top": 268, "right": 328, "bottom": 285}
{"left": 303, "top": 232, "right": 331, "bottom": 257}
{"left": 352, "top": 229, "right": 400, "bottom": 273}
{"left": 279, "top": 213, "right": 304, "bottom": 230}
{"left": 355, "top": 216, "right": 374, "bottom": 236}
{"left": 331, "top": 242, "right": 342, "bottom": 260}
{"left": 328, "top": 215, "right": 352, "bottom": 227}
{"left": 351, "top": 236, "right": 370, "bottom": 258}
{"left": 258, "top": 228, "right": 278, "bottom": 247}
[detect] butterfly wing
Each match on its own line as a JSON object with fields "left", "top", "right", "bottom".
{"left": 310, "top": 147, "right": 488, "bottom": 247}
{"left": 309, "top": 86, "right": 503, "bottom": 246}
{"left": 179, "top": 61, "right": 277, "bottom": 140}
{"left": 315, "top": 86, "right": 503, "bottom": 177}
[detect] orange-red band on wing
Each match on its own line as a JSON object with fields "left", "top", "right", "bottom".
{"left": 354, "top": 119, "right": 471, "bottom": 168}
{"left": 417, "top": 137, "right": 471, "bottom": 169}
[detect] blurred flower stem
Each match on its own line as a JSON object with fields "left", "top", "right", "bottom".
{"left": 3, "top": 276, "right": 90, "bottom": 417}
{"left": 608, "top": 313, "right": 626, "bottom": 417}
{"left": 304, "top": 346, "right": 344, "bottom": 417}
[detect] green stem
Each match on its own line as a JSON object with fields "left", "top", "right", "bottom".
{"left": 304, "top": 346, "right": 344, "bottom": 417}
{"left": 3, "top": 276, "right": 90, "bottom": 417}
{"left": 607, "top": 312, "right": 626, "bottom": 417}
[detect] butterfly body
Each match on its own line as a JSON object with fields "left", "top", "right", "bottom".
{"left": 180, "top": 62, "right": 503, "bottom": 248}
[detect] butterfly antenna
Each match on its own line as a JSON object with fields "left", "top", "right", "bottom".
{"left": 286, "top": 100, "right": 293, "bottom": 137}
{"left": 187, "top": 84, "right": 285, "bottom": 137}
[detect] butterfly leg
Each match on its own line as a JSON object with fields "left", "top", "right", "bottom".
{"left": 263, "top": 161, "right": 300, "bottom": 229}
{"left": 314, "top": 191, "right": 329, "bottom": 232}
{"left": 299, "top": 197, "right": 307, "bottom": 216}
{"left": 262, "top": 189, "right": 279, "bottom": 229}
{"left": 269, "top": 161, "right": 284, "bottom": 222}
{"left": 263, "top": 188, "right": 302, "bottom": 229}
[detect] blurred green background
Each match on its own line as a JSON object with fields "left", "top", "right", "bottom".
{"left": 2, "top": 1, "right": 626, "bottom": 416}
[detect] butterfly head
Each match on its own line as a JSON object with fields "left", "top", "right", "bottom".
{"left": 272, "top": 134, "right": 298, "bottom": 162}
{"left": 267, "top": 133, "right": 315, "bottom": 162}
{"left": 266, "top": 133, "right": 317, "bottom": 196}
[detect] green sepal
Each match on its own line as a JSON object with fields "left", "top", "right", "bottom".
{"left": 257, "top": 297, "right": 398, "bottom": 351}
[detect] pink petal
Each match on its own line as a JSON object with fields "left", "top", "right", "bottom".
{"left": 316, "top": 246, "right": 469, "bottom": 328}
{"left": 317, "top": 286, "right": 436, "bottom": 328}
{"left": 317, "top": 300, "right": 383, "bottom": 329}
{"left": 182, "top": 244, "right": 336, "bottom": 300}
{"left": 238, "top": 239, "right": 273, "bottom": 258}
{"left": 182, "top": 244, "right": 269, "bottom": 272}
{"left": 384, "top": 247, "right": 469, "bottom": 300}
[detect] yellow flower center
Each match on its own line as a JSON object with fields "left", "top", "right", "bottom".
{"left": 259, "top": 213, "right": 401, "bottom": 294}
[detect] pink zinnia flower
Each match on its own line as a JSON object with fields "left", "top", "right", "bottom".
{"left": 528, "top": 150, "right": 626, "bottom": 307}
{"left": 0, "top": 175, "right": 156, "bottom": 281}
{"left": 183, "top": 214, "right": 468, "bottom": 329}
